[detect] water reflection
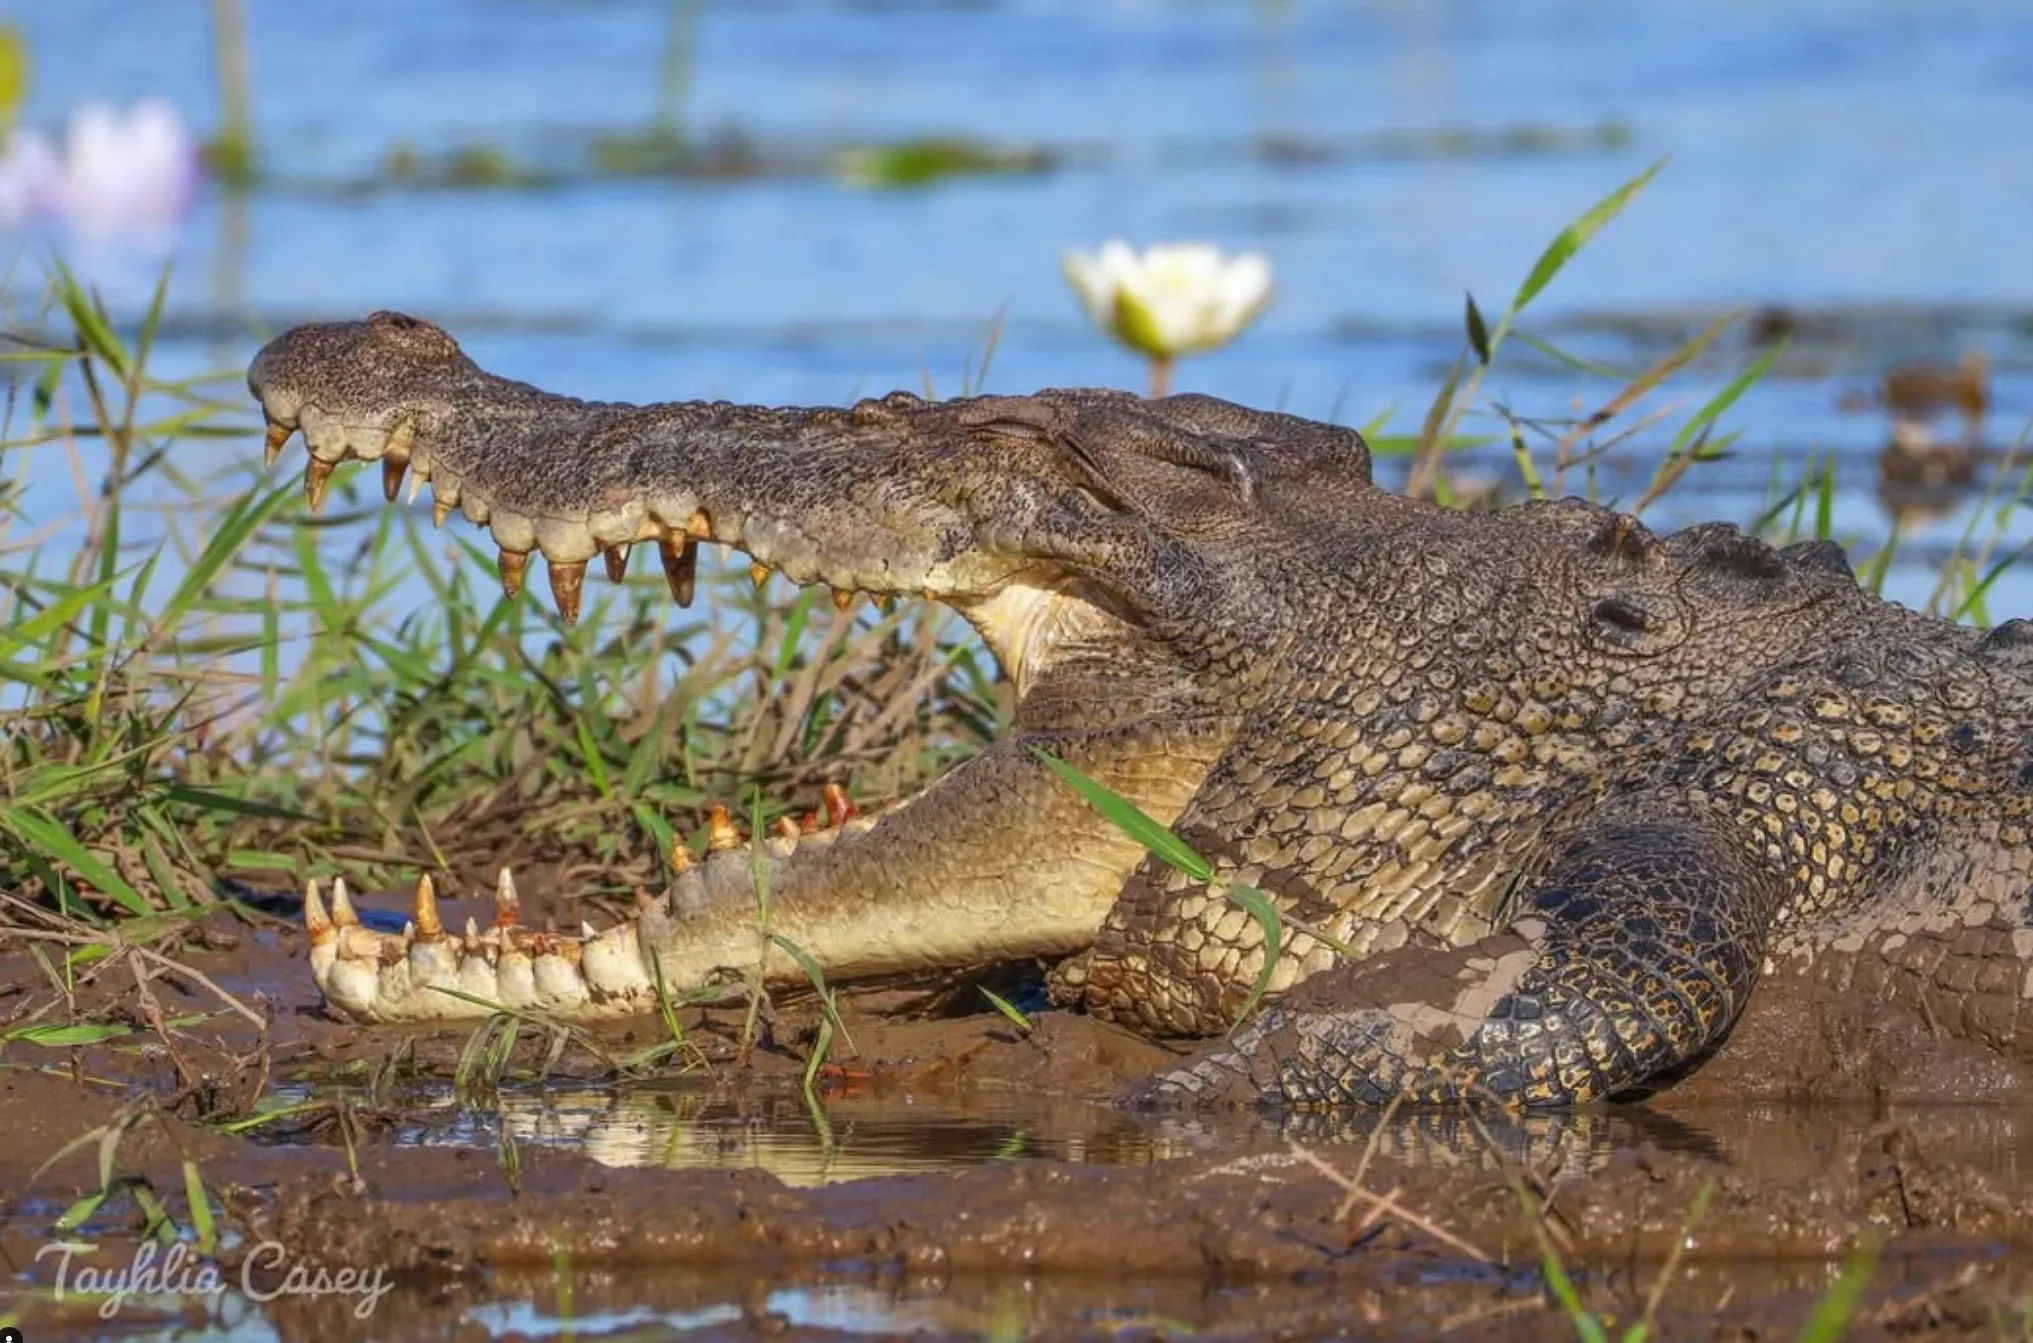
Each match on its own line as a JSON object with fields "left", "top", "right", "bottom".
{"left": 300, "top": 1078, "right": 2033, "bottom": 1194}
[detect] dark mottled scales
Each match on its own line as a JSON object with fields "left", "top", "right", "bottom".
{"left": 248, "top": 311, "right": 2033, "bottom": 1108}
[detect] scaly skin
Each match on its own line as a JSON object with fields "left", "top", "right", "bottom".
{"left": 247, "top": 311, "right": 2033, "bottom": 1105}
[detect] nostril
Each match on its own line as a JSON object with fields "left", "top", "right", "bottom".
{"left": 1593, "top": 597, "right": 1653, "bottom": 633}
{"left": 1588, "top": 595, "right": 1665, "bottom": 650}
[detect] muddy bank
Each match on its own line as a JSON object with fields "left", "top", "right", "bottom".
{"left": 4, "top": 903, "right": 2033, "bottom": 1341}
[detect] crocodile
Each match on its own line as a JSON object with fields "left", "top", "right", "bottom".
{"left": 246, "top": 310, "right": 2033, "bottom": 1108}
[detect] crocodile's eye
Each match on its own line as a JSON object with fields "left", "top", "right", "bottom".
{"left": 1071, "top": 482, "right": 1125, "bottom": 516}
{"left": 1780, "top": 538, "right": 1855, "bottom": 580}
{"left": 1978, "top": 618, "right": 2033, "bottom": 670}
{"left": 1698, "top": 534, "right": 1786, "bottom": 582}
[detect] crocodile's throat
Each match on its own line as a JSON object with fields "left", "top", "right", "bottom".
{"left": 949, "top": 571, "right": 1128, "bottom": 699}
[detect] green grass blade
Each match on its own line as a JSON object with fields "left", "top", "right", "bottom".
{"left": 1507, "top": 157, "right": 1669, "bottom": 323}
{"left": 1790, "top": 1240, "right": 1879, "bottom": 1343}
{"left": 978, "top": 985, "right": 1034, "bottom": 1033}
{"left": 1028, "top": 747, "right": 1212, "bottom": 882}
{"left": 1, "top": 808, "right": 151, "bottom": 915}
{"left": 1668, "top": 342, "right": 1784, "bottom": 458}
{"left": 182, "top": 1157, "right": 217, "bottom": 1255}
{"left": 1221, "top": 882, "right": 1284, "bottom": 1031}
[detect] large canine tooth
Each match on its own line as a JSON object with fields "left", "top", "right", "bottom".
{"left": 330, "top": 877, "right": 360, "bottom": 927}
{"left": 381, "top": 456, "right": 409, "bottom": 503}
{"left": 413, "top": 873, "right": 446, "bottom": 941}
{"left": 603, "top": 544, "right": 631, "bottom": 583}
{"left": 432, "top": 476, "right": 461, "bottom": 528}
{"left": 548, "top": 557, "right": 587, "bottom": 624}
{"left": 303, "top": 879, "right": 335, "bottom": 945}
{"left": 706, "top": 803, "right": 742, "bottom": 852}
{"left": 263, "top": 419, "right": 293, "bottom": 468}
{"left": 658, "top": 537, "right": 698, "bottom": 607}
{"left": 494, "top": 867, "right": 523, "bottom": 927}
{"left": 498, "top": 549, "right": 529, "bottom": 599}
{"left": 304, "top": 457, "right": 337, "bottom": 513}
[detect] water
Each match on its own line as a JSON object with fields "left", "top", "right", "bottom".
{"left": 8, "top": 0, "right": 2033, "bottom": 616}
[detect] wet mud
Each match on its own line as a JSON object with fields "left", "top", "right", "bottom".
{"left": 3, "top": 899, "right": 2032, "bottom": 1341}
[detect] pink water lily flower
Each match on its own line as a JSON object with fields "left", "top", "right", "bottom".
{"left": 0, "top": 125, "right": 62, "bottom": 227}
{"left": 0, "top": 99, "right": 198, "bottom": 240}
{"left": 54, "top": 99, "right": 199, "bottom": 238}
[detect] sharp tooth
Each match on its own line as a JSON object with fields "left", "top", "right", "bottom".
{"left": 407, "top": 469, "right": 429, "bottom": 505}
{"left": 413, "top": 873, "right": 445, "bottom": 941}
{"left": 304, "top": 457, "right": 336, "bottom": 513}
{"left": 401, "top": 920, "right": 417, "bottom": 949}
{"left": 579, "top": 920, "right": 597, "bottom": 940}
{"left": 750, "top": 562, "right": 771, "bottom": 590}
{"left": 303, "top": 879, "right": 334, "bottom": 944}
{"left": 263, "top": 419, "right": 293, "bottom": 468}
{"left": 464, "top": 915, "right": 482, "bottom": 949}
{"left": 823, "top": 782, "right": 858, "bottom": 829}
{"left": 686, "top": 509, "right": 713, "bottom": 540}
{"left": 330, "top": 877, "right": 360, "bottom": 927}
{"left": 669, "top": 840, "right": 694, "bottom": 875}
{"left": 831, "top": 587, "right": 858, "bottom": 613}
{"left": 603, "top": 544, "right": 631, "bottom": 583}
{"left": 548, "top": 557, "right": 587, "bottom": 625}
{"left": 495, "top": 867, "right": 523, "bottom": 927}
{"left": 433, "top": 498, "right": 454, "bottom": 527}
{"left": 658, "top": 537, "right": 698, "bottom": 607}
{"left": 775, "top": 816, "right": 802, "bottom": 841}
{"left": 382, "top": 456, "right": 409, "bottom": 503}
{"left": 498, "top": 549, "right": 528, "bottom": 599}
{"left": 706, "top": 803, "right": 742, "bottom": 852}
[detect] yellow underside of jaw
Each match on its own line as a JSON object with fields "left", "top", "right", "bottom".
{"left": 952, "top": 574, "right": 1118, "bottom": 699}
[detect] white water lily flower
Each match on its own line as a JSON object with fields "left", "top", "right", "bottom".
{"left": 1062, "top": 240, "right": 1275, "bottom": 361}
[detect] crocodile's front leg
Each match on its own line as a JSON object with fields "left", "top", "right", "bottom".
{"left": 1139, "top": 811, "right": 1784, "bottom": 1107}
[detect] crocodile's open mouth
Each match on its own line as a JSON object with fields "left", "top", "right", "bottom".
{"left": 247, "top": 311, "right": 1222, "bottom": 1023}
